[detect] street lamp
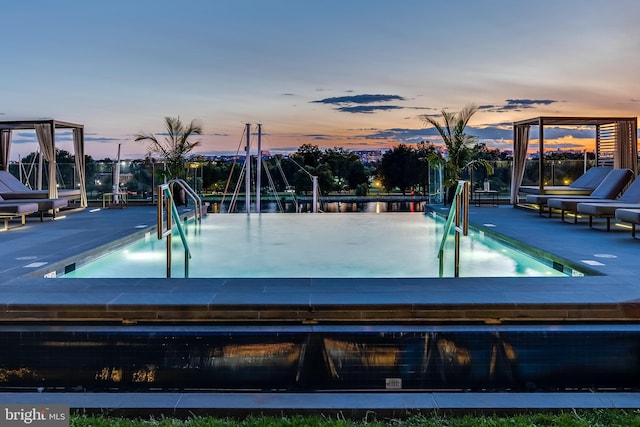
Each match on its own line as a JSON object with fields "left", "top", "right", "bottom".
{"left": 186, "top": 161, "right": 201, "bottom": 193}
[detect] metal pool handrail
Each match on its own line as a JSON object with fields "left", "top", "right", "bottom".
{"left": 167, "top": 178, "right": 204, "bottom": 222}
{"left": 438, "top": 180, "right": 470, "bottom": 277}
{"left": 157, "top": 184, "right": 192, "bottom": 278}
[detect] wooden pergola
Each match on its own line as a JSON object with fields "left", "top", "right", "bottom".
{"left": 0, "top": 119, "right": 87, "bottom": 207}
{"left": 510, "top": 116, "right": 638, "bottom": 204}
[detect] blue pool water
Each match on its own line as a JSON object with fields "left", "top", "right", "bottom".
{"left": 62, "top": 213, "right": 577, "bottom": 278}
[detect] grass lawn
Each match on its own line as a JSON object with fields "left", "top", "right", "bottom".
{"left": 71, "top": 410, "right": 640, "bottom": 427}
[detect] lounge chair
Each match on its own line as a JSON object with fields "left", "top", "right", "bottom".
{"left": 574, "top": 176, "right": 640, "bottom": 231}
{"left": 0, "top": 170, "right": 81, "bottom": 201}
{"left": 0, "top": 194, "right": 68, "bottom": 221}
{"left": 524, "top": 166, "right": 612, "bottom": 215}
{"left": 545, "top": 168, "right": 634, "bottom": 223}
{"left": 615, "top": 208, "right": 640, "bottom": 238}
{"left": 0, "top": 201, "right": 39, "bottom": 230}
{"left": 0, "top": 171, "right": 70, "bottom": 220}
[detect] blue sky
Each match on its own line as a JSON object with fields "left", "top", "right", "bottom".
{"left": 2, "top": 0, "right": 639, "bottom": 160}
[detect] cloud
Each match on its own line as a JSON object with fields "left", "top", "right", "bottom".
{"left": 313, "top": 94, "right": 405, "bottom": 105}
{"left": 11, "top": 138, "right": 35, "bottom": 144}
{"left": 529, "top": 126, "right": 595, "bottom": 139}
{"left": 312, "top": 93, "right": 407, "bottom": 114}
{"left": 358, "top": 127, "right": 439, "bottom": 143}
{"left": 349, "top": 126, "right": 489, "bottom": 149}
{"left": 85, "top": 136, "right": 122, "bottom": 143}
{"left": 465, "top": 126, "right": 513, "bottom": 140}
{"left": 7, "top": 130, "right": 125, "bottom": 145}
{"left": 303, "top": 134, "right": 331, "bottom": 140}
{"left": 479, "top": 99, "right": 559, "bottom": 113}
{"left": 196, "top": 150, "right": 247, "bottom": 157}
{"left": 357, "top": 122, "right": 597, "bottom": 150}
{"left": 336, "top": 105, "right": 404, "bottom": 114}
{"left": 506, "top": 99, "right": 556, "bottom": 106}
{"left": 11, "top": 132, "right": 37, "bottom": 144}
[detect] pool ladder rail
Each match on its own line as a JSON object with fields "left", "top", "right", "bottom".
{"left": 168, "top": 178, "right": 205, "bottom": 221}
{"left": 438, "top": 180, "right": 470, "bottom": 277}
{"left": 157, "top": 180, "right": 204, "bottom": 278}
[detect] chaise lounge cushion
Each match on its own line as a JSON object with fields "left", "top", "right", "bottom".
{"left": 0, "top": 172, "right": 70, "bottom": 214}
{"left": 0, "top": 200, "right": 39, "bottom": 229}
{"left": 0, "top": 197, "right": 67, "bottom": 211}
{"left": 521, "top": 166, "right": 612, "bottom": 196}
{"left": 524, "top": 166, "right": 613, "bottom": 213}
{"left": 0, "top": 201, "right": 39, "bottom": 215}
{"left": 578, "top": 202, "right": 640, "bottom": 218}
{"left": 0, "top": 170, "right": 80, "bottom": 200}
{"left": 545, "top": 169, "right": 634, "bottom": 220}
{"left": 615, "top": 208, "right": 640, "bottom": 225}
{"left": 0, "top": 194, "right": 68, "bottom": 221}
{"left": 615, "top": 208, "right": 640, "bottom": 237}
{"left": 572, "top": 176, "right": 640, "bottom": 229}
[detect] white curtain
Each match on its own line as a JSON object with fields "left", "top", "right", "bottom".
{"left": 1, "top": 129, "right": 11, "bottom": 171}
{"left": 73, "top": 128, "right": 88, "bottom": 207}
{"left": 510, "top": 124, "right": 530, "bottom": 204}
{"left": 34, "top": 123, "right": 58, "bottom": 199}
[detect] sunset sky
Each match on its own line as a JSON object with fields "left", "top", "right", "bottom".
{"left": 2, "top": 0, "right": 639, "bottom": 160}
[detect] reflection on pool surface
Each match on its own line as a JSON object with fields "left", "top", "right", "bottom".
{"left": 63, "top": 213, "right": 575, "bottom": 279}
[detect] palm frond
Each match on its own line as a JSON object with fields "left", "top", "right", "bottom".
{"left": 458, "top": 104, "right": 478, "bottom": 128}
{"left": 423, "top": 103, "right": 479, "bottom": 185}
{"left": 134, "top": 116, "right": 203, "bottom": 179}
{"left": 464, "top": 158, "right": 494, "bottom": 175}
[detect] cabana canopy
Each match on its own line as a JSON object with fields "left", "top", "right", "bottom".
{"left": 0, "top": 119, "right": 87, "bottom": 207}
{"left": 510, "top": 116, "right": 638, "bottom": 204}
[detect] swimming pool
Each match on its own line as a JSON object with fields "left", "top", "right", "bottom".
{"left": 62, "top": 213, "right": 580, "bottom": 279}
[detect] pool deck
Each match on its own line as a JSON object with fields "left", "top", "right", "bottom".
{"left": 0, "top": 204, "right": 639, "bottom": 415}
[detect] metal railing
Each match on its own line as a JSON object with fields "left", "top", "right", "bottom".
{"left": 438, "top": 180, "right": 470, "bottom": 277}
{"left": 167, "top": 178, "right": 204, "bottom": 222}
{"left": 157, "top": 184, "right": 192, "bottom": 278}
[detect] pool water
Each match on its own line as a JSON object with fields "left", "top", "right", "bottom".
{"left": 63, "top": 213, "right": 575, "bottom": 279}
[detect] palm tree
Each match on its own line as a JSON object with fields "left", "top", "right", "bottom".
{"left": 135, "top": 116, "right": 203, "bottom": 180}
{"left": 423, "top": 104, "right": 489, "bottom": 203}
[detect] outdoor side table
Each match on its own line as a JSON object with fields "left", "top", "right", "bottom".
{"left": 102, "top": 192, "right": 128, "bottom": 209}
{"left": 474, "top": 190, "right": 498, "bottom": 207}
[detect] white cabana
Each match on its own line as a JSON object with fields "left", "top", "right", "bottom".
{"left": 0, "top": 119, "right": 87, "bottom": 208}
{"left": 511, "top": 116, "right": 638, "bottom": 204}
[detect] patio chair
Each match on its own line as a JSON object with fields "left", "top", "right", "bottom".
{"left": 0, "top": 170, "right": 81, "bottom": 201}
{"left": 0, "top": 201, "right": 39, "bottom": 230}
{"left": 574, "top": 176, "right": 640, "bottom": 231}
{"left": 545, "top": 168, "right": 634, "bottom": 223}
{"left": 0, "top": 194, "right": 68, "bottom": 221}
{"left": 524, "top": 166, "right": 612, "bottom": 215}
{"left": 615, "top": 208, "right": 640, "bottom": 238}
